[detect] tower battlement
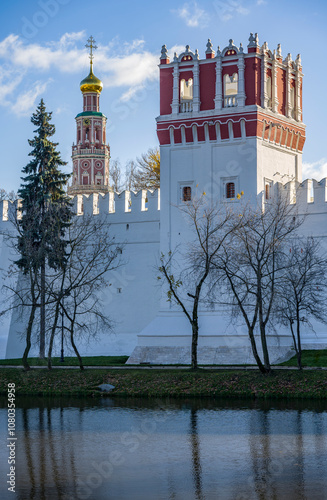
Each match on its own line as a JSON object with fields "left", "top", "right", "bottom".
{"left": 0, "top": 189, "right": 160, "bottom": 223}
{"left": 157, "top": 34, "right": 305, "bottom": 152}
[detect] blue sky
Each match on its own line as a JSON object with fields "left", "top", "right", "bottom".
{"left": 0, "top": 0, "right": 326, "bottom": 192}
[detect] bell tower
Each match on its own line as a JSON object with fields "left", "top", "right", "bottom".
{"left": 69, "top": 36, "right": 110, "bottom": 195}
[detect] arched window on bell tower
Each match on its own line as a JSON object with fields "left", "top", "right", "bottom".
{"left": 224, "top": 73, "right": 238, "bottom": 108}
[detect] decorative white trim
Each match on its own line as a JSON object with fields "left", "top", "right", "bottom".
{"left": 237, "top": 51, "right": 246, "bottom": 107}
{"left": 193, "top": 60, "right": 200, "bottom": 113}
{"left": 214, "top": 54, "right": 222, "bottom": 110}
{"left": 171, "top": 64, "right": 180, "bottom": 114}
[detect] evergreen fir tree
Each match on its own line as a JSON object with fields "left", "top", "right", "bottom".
{"left": 17, "top": 99, "right": 72, "bottom": 359}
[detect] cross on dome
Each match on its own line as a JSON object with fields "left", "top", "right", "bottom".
{"left": 85, "top": 36, "right": 98, "bottom": 62}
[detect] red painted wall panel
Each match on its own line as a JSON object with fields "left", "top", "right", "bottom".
{"left": 200, "top": 63, "right": 216, "bottom": 111}
{"left": 197, "top": 126, "right": 205, "bottom": 142}
{"left": 160, "top": 68, "right": 173, "bottom": 115}
{"left": 174, "top": 128, "right": 182, "bottom": 144}
{"left": 185, "top": 127, "right": 193, "bottom": 143}
{"left": 233, "top": 121, "right": 241, "bottom": 138}
{"left": 277, "top": 67, "right": 286, "bottom": 115}
{"left": 245, "top": 57, "right": 261, "bottom": 105}
{"left": 220, "top": 123, "right": 229, "bottom": 140}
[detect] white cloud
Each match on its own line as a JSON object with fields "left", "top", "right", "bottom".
{"left": 0, "top": 33, "right": 166, "bottom": 111}
{"left": 168, "top": 45, "right": 186, "bottom": 60}
{"left": 11, "top": 80, "right": 50, "bottom": 116}
{"left": 302, "top": 159, "right": 327, "bottom": 181}
{"left": 212, "top": 0, "right": 249, "bottom": 22}
{"left": 173, "top": 2, "right": 209, "bottom": 28}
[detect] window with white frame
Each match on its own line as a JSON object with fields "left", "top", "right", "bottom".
{"left": 180, "top": 78, "right": 193, "bottom": 100}
{"left": 95, "top": 174, "right": 103, "bottom": 186}
{"left": 222, "top": 177, "right": 239, "bottom": 201}
{"left": 264, "top": 179, "right": 273, "bottom": 200}
{"left": 224, "top": 73, "right": 238, "bottom": 107}
{"left": 179, "top": 182, "right": 193, "bottom": 204}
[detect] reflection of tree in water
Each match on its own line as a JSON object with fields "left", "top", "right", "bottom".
{"left": 18, "top": 405, "right": 78, "bottom": 500}
{"left": 21, "top": 408, "right": 36, "bottom": 500}
{"left": 246, "top": 409, "right": 309, "bottom": 500}
{"left": 248, "top": 409, "right": 278, "bottom": 500}
{"left": 190, "top": 408, "right": 204, "bottom": 500}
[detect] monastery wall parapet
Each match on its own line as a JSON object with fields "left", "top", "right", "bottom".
{"left": 0, "top": 189, "right": 161, "bottom": 226}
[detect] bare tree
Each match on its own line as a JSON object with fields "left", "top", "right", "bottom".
{"left": 2, "top": 208, "right": 123, "bottom": 370}
{"left": 110, "top": 159, "right": 123, "bottom": 192}
{"left": 275, "top": 237, "right": 327, "bottom": 369}
{"left": 0, "top": 189, "right": 17, "bottom": 202}
{"left": 1, "top": 202, "right": 43, "bottom": 370}
{"left": 214, "top": 194, "right": 303, "bottom": 374}
{"left": 158, "top": 196, "right": 239, "bottom": 369}
{"left": 131, "top": 147, "right": 160, "bottom": 191}
{"left": 46, "top": 214, "right": 123, "bottom": 369}
{"left": 125, "top": 160, "right": 136, "bottom": 192}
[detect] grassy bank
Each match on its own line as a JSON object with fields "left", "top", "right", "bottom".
{"left": 0, "top": 356, "right": 129, "bottom": 366}
{"left": 279, "top": 350, "right": 327, "bottom": 367}
{"left": 1, "top": 368, "right": 327, "bottom": 399}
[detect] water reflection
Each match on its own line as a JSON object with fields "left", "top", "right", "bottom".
{"left": 0, "top": 397, "right": 327, "bottom": 500}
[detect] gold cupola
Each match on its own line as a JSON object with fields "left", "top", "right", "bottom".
{"left": 80, "top": 36, "right": 103, "bottom": 93}
{"left": 80, "top": 62, "right": 103, "bottom": 94}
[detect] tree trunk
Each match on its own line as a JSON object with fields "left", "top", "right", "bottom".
{"left": 260, "top": 323, "right": 271, "bottom": 373}
{"left": 22, "top": 305, "right": 37, "bottom": 371}
{"left": 47, "top": 301, "right": 61, "bottom": 370}
{"left": 191, "top": 322, "right": 198, "bottom": 370}
{"left": 248, "top": 326, "right": 267, "bottom": 374}
{"left": 70, "top": 323, "right": 84, "bottom": 370}
{"left": 39, "top": 260, "right": 46, "bottom": 359}
{"left": 296, "top": 308, "right": 302, "bottom": 370}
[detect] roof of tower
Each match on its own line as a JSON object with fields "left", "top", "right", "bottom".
{"left": 80, "top": 63, "right": 103, "bottom": 94}
{"left": 80, "top": 36, "right": 103, "bottom": 93}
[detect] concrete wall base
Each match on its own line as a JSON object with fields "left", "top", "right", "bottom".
{"left": 126, "top": 346, "right": 296, "bottom": 365}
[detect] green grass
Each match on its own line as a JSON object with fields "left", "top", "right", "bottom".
{"left": 1, "top": 368, "right": 327, "bottom": 399}
{"left": 279, "top": 349, "right": 327, "bottom": 367}
{"left": 0, "top": 356, "right": 129, "bottom": 366}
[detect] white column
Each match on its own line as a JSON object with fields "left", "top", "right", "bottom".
{"left": 171, "top": 62, "right": 179, "bottom": 114}
{"left": 295, "top": 73, "right": 302, "bottom": 122}
{"left": 237, "top": 51, "right": 246, "bottom": 107}
{"left": 214, "top": 53, "right": 222, "bottom": 110}
{"left": 272, "top": 52, "right": 279, "bottom": 113}
{"left": 193, "top": 60, "right": 200, "bottom": 113}
{"left": 261, "top": 43, "right": 268, "bottom": 108}
{"left": 91, "top": 158, "right": 94, "bottom": 185}
{"left": 295, "top": 55, "right": 302, "bottom": 122}
{"left": 285, "top": 53, "right": 292, "bottom": 118}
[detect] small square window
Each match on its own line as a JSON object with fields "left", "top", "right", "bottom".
{"left": 182, "top": 186, "right": 192, "bottom": 202}
{"left": 226, "top": 182, "right": 235, "bottom": 199}
{"left": 222, "top": 176, "right": 239, "bottom": 201}
{"left": 179, "top": 183, "right": 194, "bottom": 204}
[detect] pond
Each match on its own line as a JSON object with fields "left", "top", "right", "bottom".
{"left": 1, "top": 397, "right": 327, "bottom": 500}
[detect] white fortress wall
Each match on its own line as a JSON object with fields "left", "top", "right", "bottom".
{"left": 0, "top": 190, "right": 161, "bottom": 359}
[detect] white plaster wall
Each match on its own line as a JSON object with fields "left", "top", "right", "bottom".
{"left": 1, "top": 193, "right": 161, "bottom": 359}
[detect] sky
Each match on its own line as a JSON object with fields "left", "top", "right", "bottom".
{"left": 0, "top": 0, "right": 327, "bottom": 192}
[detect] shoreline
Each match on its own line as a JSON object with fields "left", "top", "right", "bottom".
{"left": 1, "top": 367, "right": 327, "bottom": 400}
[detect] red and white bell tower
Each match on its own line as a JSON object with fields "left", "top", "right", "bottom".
{"left": 69, "top": 36, "right": 110, "bottom": 195}
{"left": 128, "top": 34, "right": 307, "bottom": 365}
{"left": 157, "top": 33, "right": 306, "bottom": 261}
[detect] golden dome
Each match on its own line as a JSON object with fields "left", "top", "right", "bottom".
{"left": 80, "top": 63, "right": 103, "bottom": 93}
